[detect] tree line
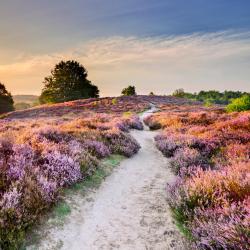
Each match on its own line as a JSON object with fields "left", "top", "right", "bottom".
{"left": 0, "top": 60, "right": 249, "bottom": 114}
{"left": 0, "top": 60, "right": 138, "bottom": 114}
{"left": 172, "top": 88, "right": 249, "bottom": 105}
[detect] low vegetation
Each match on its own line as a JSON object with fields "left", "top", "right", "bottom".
{"left": 1, "top": 92, "right": 249, "bottom": 249}
{"left": 0, "top": 96, "right": 149, "bottom": 249}
{"left": 144, "top": 104, "right": 250, "bottom": 249}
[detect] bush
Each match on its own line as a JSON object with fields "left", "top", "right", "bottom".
{"left": 226, "top": 95, "right": 250, "bottom": 112}
{"left": 121, "top": 85, "right": 136, "bottom": 96}
{"left": 169, "top": 147, "right": 208, "bottom": 174}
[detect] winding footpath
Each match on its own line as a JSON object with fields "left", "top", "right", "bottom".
{"left": 28, "top": 107, "right": 188, "bottom": 250}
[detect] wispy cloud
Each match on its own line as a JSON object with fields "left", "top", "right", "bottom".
{"left": 1, "top": 31, "right": 250, "bottom": 95}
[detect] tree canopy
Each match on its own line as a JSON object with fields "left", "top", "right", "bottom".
{"left": 0, "top": 82, "right": 14, "bottom": 114}
{"left": 172, "top": 88, "right": 185, "bottom": 98}
{"left": 226, "top": 94, "right": 250, "bottom": 112}
{"left": 39, "top": 60, "right": 99, "bottom": 104}
{"left": 121, "top": 85, "right": 136, "bottom": 96}
{"left": 172, "top": 89, "right": 249, "bottom": 105}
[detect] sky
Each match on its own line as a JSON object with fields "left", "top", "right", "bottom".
{"left": 0, "top": 0, "right": 250, "bottom": 96}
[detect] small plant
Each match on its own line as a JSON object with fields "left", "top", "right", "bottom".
{"left": 54, "top": 202, "right": 71, "bottom": 219}
{"left": 111, "top": 98, "right": 117, "bottom": 105}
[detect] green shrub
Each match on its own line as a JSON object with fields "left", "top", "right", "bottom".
{"left": 226, "top": 95, "right": 250, "bottom": 112}
{"left": 111, "top": 98, "right": 117, "bottom": 105}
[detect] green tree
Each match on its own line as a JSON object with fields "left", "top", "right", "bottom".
{"left": 226, "top": 94, "right": 250, "bottom": 112}
{"left": 0, "top": 82, "right": 14, "bottom": 114}
{"left": 121, "top": 85, "right": 136, "bottom": 96}
{"left": 172, "top": 88, "right": 185, "bottom": 98}
{"left": 39, "top": 60, "right": 99, "bottom": 104}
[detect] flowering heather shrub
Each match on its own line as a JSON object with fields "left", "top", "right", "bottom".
{"left": 127, "top": 115, "right": 144, "bottom": 130}
{"left": 150, "top": 105, "right": 250, "bottom": 249}
{"left": 224, "top": 143, "right": 250, "bottom": 164}
{"left": 0, "top": 96, "right": 150, "bottom": 249}
{"left": 155, "top": 133, "right": 218, "bottom": 161}
{"left": 40, "top": 151, "right": 82, "bottom": 187}
{"left": 83, "top": 140, "right": 111, "bottom": 158}
{"left": 37, "top": 176, "right": 58, "bottom": 202}
{"left": 169, "top": 147, "right": 209, "bottom": 174}
{"left": 0, "top": 187, "right": 21, "bottom": 210}
{"left": 102, "top": 129, "right": 140, "bottom": 157}
{"left": 191, "top": 198, "right": 250, "bottom": 250}
{"left": 155, "top": 134, "right": 182, "bottom": 157}
{"left": 115, "top": 115, "right": 143, "bottom": 132}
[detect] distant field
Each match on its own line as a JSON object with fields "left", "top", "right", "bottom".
{"left": 12, "top": 95, "right": 39, "bottom": 111}
{"left": 13, "top": 95, "right": 39, "bottom": 104}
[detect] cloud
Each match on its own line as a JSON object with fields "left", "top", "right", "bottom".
{"left": 1, "top": 31, "right": 250, "bottom": 95}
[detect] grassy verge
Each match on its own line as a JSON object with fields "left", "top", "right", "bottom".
{"left": 24, "top": 154, "right": 125, "bottom": 249}
{"left": 171, "top": 208, "right": 193, "bottom": 241}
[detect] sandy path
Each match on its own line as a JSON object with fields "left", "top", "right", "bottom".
{"left": 28, "top": 108, "right": 188, "bottom": 250}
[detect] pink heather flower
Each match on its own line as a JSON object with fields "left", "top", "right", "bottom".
{"left": 7, "top": 144, "right": 34, "bottom": 181}
{"left": 191, "top": 198, "right": 250, "bottom": 250}
{"left": 0, "top": 187, "right": 22, "bottom": 210}
{"left": 37, "top": 175, "right": 58, "bottom": 202}
{"left": 83, "top": 140, "right": 111, "bottom": 158}
{"left": 169, "top": 147, "right": 208, "bottom": 174}
{"left": 41, "top": 151, "right": 82, "bottom": 187}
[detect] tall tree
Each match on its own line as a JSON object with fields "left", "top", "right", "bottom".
{"left": 121, "top": 85, "right": 136, "bottom": 96}
{"left": 39, "top": 60, "right": 99, "bottom": 104}
{"left": 0, "top": 83, "right": 14, "bottom": 114}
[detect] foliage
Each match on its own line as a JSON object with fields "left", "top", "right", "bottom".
{"left": 0, "top": 82, "right": 14, "bottom": 114}
{"left": 39, "top": 60, "right": 99, "bottom": 104}
{"left": 172, "top": 89, "right": 249, "bottom": 105}
{"left": 172, "top": 88, "right": 185, "bottom": 98}
{"left": 121, "top": 85, "right": 136, "bottom": 96}
{"left": 226, "top": 94, "right": 250, "bottom": 112}
{"left": 146, "top": 104, "right": 250, "bottom": 249}
{"left": 0, "top": 96, "right": 147, "bottom": 249}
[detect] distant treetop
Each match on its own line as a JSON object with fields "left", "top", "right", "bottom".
{"left": 121, "top": 85, "right": 136, "bottom": 96}
{"left": 39, "top": 60, "right": 99, "bottom": 104}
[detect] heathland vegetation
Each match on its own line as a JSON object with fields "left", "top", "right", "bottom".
{"left": 144, "top": 103, "right": 250, "bottom": 249}
{"left": 0, "top": 97, "right": 147, "bottom": 248}
{"left": 0, "top": 60, "right": 249, "bottom": 249}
